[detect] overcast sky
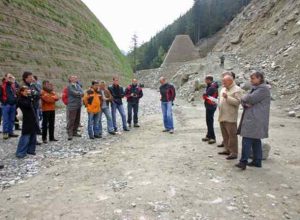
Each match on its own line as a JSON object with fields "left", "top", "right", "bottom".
{"left": 82, "top": 0, "right": 194, "bottom": 52}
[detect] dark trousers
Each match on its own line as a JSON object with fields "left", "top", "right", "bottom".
{"left": 240, "top": 137, "right": 262, "bottom": 166}
{"left": 127, "top": 102, "right": 139, "bottom": 125}
{"left": 16, "top": 133, "right": 37, "bottom": 157}
{"left": 67, "top": 108, "right": 81, "bottom": 138}
{"left": 205, "top": 107, "right": 216, "bottom": 140}
{"left": 42, "top": 111, "right": 55, "bottom": 141}
{"left": 0, "top": 107, "right": 2, "bottom": 125}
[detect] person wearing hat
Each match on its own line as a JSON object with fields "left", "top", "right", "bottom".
{"left": 83, "top": 81, "right": 102, "bottom": 139}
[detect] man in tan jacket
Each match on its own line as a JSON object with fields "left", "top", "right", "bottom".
{"left": 218, "top": 75, "right": 243, "bottom": 160}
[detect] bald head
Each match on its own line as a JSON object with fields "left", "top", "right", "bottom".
{"left": 222, "top": 75, "right": 234, "bottom": 89}
{"left": 132, "top": 78, "right": 138, "bottom": 86}
{"left": 159, "top": 77, "right": 166, "bottom": 85}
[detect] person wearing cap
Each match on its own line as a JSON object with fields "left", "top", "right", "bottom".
{"left": 0, "top": 73, "right": 19, "bottom": 140}
{"left": 83, "top": 81, "right": 102, "bottom": 139}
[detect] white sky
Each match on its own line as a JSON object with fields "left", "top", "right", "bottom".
{"left": 82, "top": 0, "right": 194, "bottom": 52}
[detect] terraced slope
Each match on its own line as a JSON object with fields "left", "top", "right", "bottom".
{"left": 0, "top": 0, "right": 132, "bottom": 87}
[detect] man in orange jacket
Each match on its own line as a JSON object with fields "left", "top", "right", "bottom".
{"left": 83, "top": 81, "right": 102, "bottom": 139}
{"left": 41, "top": 81, "right": 59, "bottom": 143}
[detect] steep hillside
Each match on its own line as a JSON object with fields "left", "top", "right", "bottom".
{"left": 0, "top": 0, "right": 132, "bottom": 87}
{"left": 128, "top": 0, "right": 250, "bottom": 71}
{"left": 214, "top": 0, "right": 300, "bottom": 108}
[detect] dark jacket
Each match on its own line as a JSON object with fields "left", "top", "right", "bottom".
{"left": 23, "top": 81, "right": 41, "bottom": 109}
{"left": 0, "top": 80, "right": 18, "bottom": 105}
{"left": 203, "top": 82, "right": 219, "bottom": 109}
{"left": 17, "top": 96, "right": 40, "bottom": 135}
{"left": 238, "top": 84, "right": 271, "bottom": 139}
{"left": 108, "top": 85, "right": 125, "bottom": 105}
{"left": 125, "top": 84, "right": 143, "bottom": 103}
{"left": 160, "top": 83, "right": 176, "bottom": 102}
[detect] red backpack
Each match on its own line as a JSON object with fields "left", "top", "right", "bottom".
{"left": 62, "top": 86, "right": 68, "bottom": 105}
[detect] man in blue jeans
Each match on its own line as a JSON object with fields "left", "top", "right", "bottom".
{"left": 0, "top": 73, "right": 19, "bottom": 140}
{"left": 108, "top": 77, "right": 130, "bottom": 132}
{"left": 98, "top": 81, "right": 116, "bottom": 136}
{"left": 159, "top": 77, "right": 176, "bottom": 134}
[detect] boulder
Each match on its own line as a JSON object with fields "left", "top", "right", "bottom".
{"left": 288, "top": 111, "right": 296, "bottom": 117}
{"left": 194, "top": 79, "right": 206, "bottom": 91}
{"left": 230, "top": 32, "right": 244, "bottom": 44}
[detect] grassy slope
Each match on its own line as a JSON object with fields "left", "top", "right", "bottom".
{"left": 0, "top": 0, "right": 132, "bottom": 87}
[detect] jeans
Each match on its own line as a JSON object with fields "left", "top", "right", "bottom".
{"left": 99, "top": 107, "right": 114, "bottom": 134}
{"left": 127, "top": 102, "right": 139, "bottom": 125}
{"left": 16, "top": 133, "right": 37, "bottom": 157}
{"left": 2, "top": 104, "right": 16, "bottom": 134}
{"left": 161, "top": 102, "right": 174, "bottom": 130}
{"left": 240, "top": 137, "right": 262, "bottom": 166}
{"left": 87, "top": 112, "right": 100, "bottom": 138}
{"left": 205, "top": 107, "right": 216, "bottom": 140}
{"left": 42, "top": 111, "right": 55, "bottom": 141}
{"left": 111, "top": 102, "right": 127, "bottom": 130}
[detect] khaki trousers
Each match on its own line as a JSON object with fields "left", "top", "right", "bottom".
{"left": 220, "top": 121, "right": 238, "bottom": 156}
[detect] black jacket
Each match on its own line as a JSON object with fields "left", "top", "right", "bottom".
{"left": 108, "top": 85, "right": 125, "bottom": 105}
{"left": 17, "top": 96, "right": 40, "bottom": 135}
{"left": 160, "top": 83, "right": 176, "bottom": 102}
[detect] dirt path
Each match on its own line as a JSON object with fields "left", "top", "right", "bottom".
{"left": 0, "top": 89, "right": 300, "bottom": 220}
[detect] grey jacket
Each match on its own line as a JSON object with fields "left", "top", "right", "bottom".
{"left": 238, "top": 83, "right": 271, "bottom": 139}
{"left": 67, "top": 83, "right": 84, "bottom": 110}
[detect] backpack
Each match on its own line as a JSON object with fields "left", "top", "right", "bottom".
{"left": 62, "top": 86, "right": 68, "bottom": 105}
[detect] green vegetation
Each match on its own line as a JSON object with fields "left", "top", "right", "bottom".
{"left": 0, "top": 0, "right": 132, "bottom": 86}
{"left": 128, "top": 0, "right": 251, "bottom": 70}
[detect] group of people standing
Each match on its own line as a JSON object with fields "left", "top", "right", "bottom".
{"left": 202, "top": 70, "right": 271, "bottom": 170}
{"left": 0, "top": 73, "right": 144, "bottom": 159}
{"left": 1, "top": 69, "right": 271, "bottom": 171}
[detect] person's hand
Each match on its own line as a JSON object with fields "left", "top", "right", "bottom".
{"left": 222, "top": 93, "right": 228, "bottom": 99}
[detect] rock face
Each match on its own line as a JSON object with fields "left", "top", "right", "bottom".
{"left": 162, "top": 35, "right": 199, "bottom": 67}
{"left": 0, "top": 0, "right": 132, "bottom": 88}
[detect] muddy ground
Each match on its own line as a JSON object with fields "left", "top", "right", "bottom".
{"left": 0, "top": 89, "right": 299, "bottom": 220}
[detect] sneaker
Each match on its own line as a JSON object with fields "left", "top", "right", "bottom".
{"left": 94, "top": 135, "right": 102, "bottom": 139}
{"left": 124, "top": 128, "right": 130, "bottom": 132}
{"left": 89, "top": 136, "right": 95, "bottom": 140}
{"left": 217, "top": 143, "right": 224, "bottom": 148}
{"left": 3, "top": 133, "right": 9, "bottom": 140}
{"left": 68, "top": 137, "right": 73, "bottom": 141}
{"left": 109, "top": 131, "right": 116, "bottom": 135}
{"left": 42, "top": 140, "right": 48, "bottom": 144}
{"left": 128, "top": 124, "right": 132, "bottom": 128}
{"left": 208, "top": 139, "right": 216, "bottom": 144}
{"left": 27, "top": 152, "right": 36, "bottom": 156}
{"left": 134, "top": 124, "right": 140, "bottom": 128}
{"left": 0, "top": 164, "right": 4, "bottom": 169}
{"left": 202, "top": 137, "right": 209, "bottom": 142}
{"left": 162, "top": 129, "right": 170, "bottom": 132}
{"left": 114, "top": 128, "right": 118, "bottom": 132}
{"left": 169, "top": 129, "right": 174, "bottom": 134}
{"left": 36, "top": 141, "right": 42, "bottom": 146}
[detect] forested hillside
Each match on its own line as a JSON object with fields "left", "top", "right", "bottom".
{"left": 0, "top": 0, "right": 132, "bottom": 87}
{"left": 128, "top": 0, "right": 250, "bottom": 71}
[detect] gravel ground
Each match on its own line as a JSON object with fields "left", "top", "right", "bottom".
{"left": 0, "top": 88, "right": 300, "bottom": 220}
{"left": 0, "top": 88, "right": 161, "bottom": 190}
